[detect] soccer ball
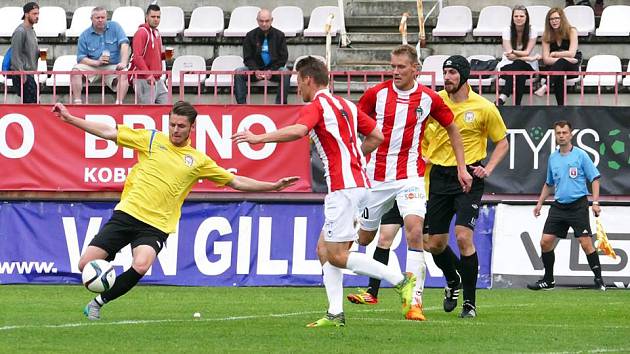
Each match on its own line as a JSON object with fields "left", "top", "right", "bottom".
{"left": 81, "top": 259, "right": 116, "bottom": 293}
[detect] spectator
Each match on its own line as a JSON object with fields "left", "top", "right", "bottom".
{"left": 129, "top": 4, "right": 168, "bottom": 104}
{"left": 234, "top": 9, "right": 290, "bottom": 104}
{"left": 535, "top": 7, "right": 579, "bottom": 106}
{"left": 497, "top": 5, "right": 541, "bottom": 106}
{"left": 566, "top": 1, "right": 604, "bottom": 17}
{"left": 10, "top": 2, "right": 39, "bottom": 103}
{"left": 72, "top": 7, "right": 129, "bottom": 104}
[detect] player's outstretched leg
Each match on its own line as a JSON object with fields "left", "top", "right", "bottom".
{"left": 83, "top": 298, "right": 102, "bottom": 321}
{"left": 306, "top": 312, "right": 346, "bottom": 328}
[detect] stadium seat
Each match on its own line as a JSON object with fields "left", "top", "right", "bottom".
{"left": 112, "top": 6, "right": 145, "bottom": 37}
{"left": 564, "top": 6, "right": 595, "bottom": 36}
{"left": 417, "top": 55, "right": 449, "bottom": 87}
{"left": 582, "top": 55, "right": 622, "bottom": 87}
{"left": 223, "top": 6, "right": 261, "bottom": 37}
{"left": 171, "top": 55, "right": 207, "bottom": 87}
{"left": 472, "top": 6, "right": 511, "bottom": 37}
{"left": 204, "top": 55, "right": 243, "bottom": 87}
{"left": 290, "top": 55, "right": 326, "bottom": 86}
{"left": 66, "top": 6, "right": 95, "bottom": 37}
{"left": 467, "top": 55, "right": 497, "bottom": 87}
{"left": 157, "top": 6, "right": 184, "bottom": 37}
{"left": 184, "top": 6, "right": 224, "bottom": 37}
{"left": 432, "top": 6, "right": 473, "bottom": 37}
{"left": 0, "top": 7, "right": 24, "bottom": 37}
{"left": 526, "top": 5, "right": 551, "bottom": 36}
{"left": 272, "top": 6, "right": 304, "bottom": 37}
{"left": 45, "top": 55, "right": 78, "bottom": 87}
{"left": 595, "top": 5, "right": 630, "bottom": 36}
{"left": 33, "top": 6, "right": 67, "bottom": 37}
{"left": 304, "top": 6, "right": 341, "bottom": 37}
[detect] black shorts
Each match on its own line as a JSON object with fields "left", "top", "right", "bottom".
{"left": 426, "top": 163, "right": 484, "bottom": 235}
{"left": 380, "top": 201, "right": 404, "bottom": 226}
{"left": 543, "top": 196, "right": 592, "bottom": 238}
{"left": 89, "top": 210, "right": 169, "bottom": 261}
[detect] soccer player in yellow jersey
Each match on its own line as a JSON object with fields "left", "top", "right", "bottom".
{"left": 52, "top": 101, "right": 298, "bottom": 320}
{"left": 424, "top": 55, "right": 509, "bottom": 318}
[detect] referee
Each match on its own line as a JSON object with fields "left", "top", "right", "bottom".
{"left": 528, "top": 120, "right": 605, "bottom": 291}
{"left": 424, "top": 55, "right": 509, "bottom": 318}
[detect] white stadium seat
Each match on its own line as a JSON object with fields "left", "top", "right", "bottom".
{"left": 112, "top": 6, "right": 144, "bottom": 37}
{"left": 184, "top": 6, "right": 224, "bottom": 37}
{"left": 303, "top": 6, "right": 341, "bottom": 37}
{"left": 204, "top": 55, "right": 244, "bottom": 87}
{"left": 473, "top": 6, "right": 511, "bottom": 37}
{"left": 45, "top": 55, "right": 78, "bottom": 87}
{"left": 223, "top": 6, "right": 260, "bottom": 37}
{"left": 0, "top": 7, "right": 24, "bottom": 37}
{"left": 526, "top": 6, "right": 551, "bottom": 36}
{"left": 417, "top": 55, "right": 449, "bottom": 87}
{"left": 272, "top": 6, "right": 304, "bottom": 37}
{"left": 432, "top": 6, "right": 473, "bottom": 37}
{"left": 290, "top": 55, "right": 326, "bottom": 86}
{"left": 34, "top": 6, "right": 67, "bottom": 37}
{"left": 171, "top": 55, "right": 207, "bottom": 87}
{"left": 158, "top": 6, "right": 184, "bottom": 37}
{"left": 467, "top": 55, "right": 497, "bottom": 87}
{"left": 595, "top": 5, "right": 630, "bottom": 36}
{"left": 582, "top": 55, "right": 622, "bottom": 87}
{"left": 66, "top": 6, "right": 95, "bottom": 37}
{"left": 564, "top": 6, "right": 595, "bottom": 36}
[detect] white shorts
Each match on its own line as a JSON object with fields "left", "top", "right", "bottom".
{"left": 322, "top": 187, "right": 369, "bottom": 243}
{"left": 359, "top": 178, "right": 427, "bottom": 231}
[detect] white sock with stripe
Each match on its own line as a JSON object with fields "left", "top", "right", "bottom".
{"left": 346, "top": 252, "right": 404, "bottom": 285}
{"left": 322, "top": 262, "right": 344, "bottom": 315}
{"left": 406, "top": 248, "right": 426, "bottom": 305}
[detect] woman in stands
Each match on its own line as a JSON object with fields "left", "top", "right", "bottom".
{"left": 536, "top": 7, "right": 580, "bottom": 106}
{"left": 497, "top": 5, "right": 541, "bottom": 106}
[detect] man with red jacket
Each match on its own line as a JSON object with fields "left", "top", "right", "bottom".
{"left": 130, "top": 4, "right": 168, "bottom": 104}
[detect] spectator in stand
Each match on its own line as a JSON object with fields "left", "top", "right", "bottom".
{"left": 565, "top": 1, "right": 604, "bottom": 17}
{"left": 234, "top": 9, "right": 291, "bottom": 105}
{"left": 10, "top": 2, "right": 39, "bottom": 103}
{"left": 535, "top": 8, "right": 580, "bottom": 106}
{"left": 129, "top": 4, "right": 168, "bottom": 104}
{"left": 72, "top": 7, "right": 129, "bottom": 104}
{"left": 497, "top": 5, "right": 541, "bottom": 106}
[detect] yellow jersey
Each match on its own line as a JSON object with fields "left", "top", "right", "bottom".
{"left": 429, "top": 87, "right": 507, "bottom": 166}
{"left": 114, "top": 125, "right": 234, "bottom": 234}
{"left": 421, "top": 118, "right": 439, "bottom": 195}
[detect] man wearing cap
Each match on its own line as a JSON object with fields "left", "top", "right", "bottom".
{"left": 424, "top": 55, "right": 509, "bottom": 318}
{"left": 10, "top": 2, "right": 39, "bottom": 103}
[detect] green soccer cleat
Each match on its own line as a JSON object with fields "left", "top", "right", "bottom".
{"left": 394, "top": 272, "right": 417, "bottom": 317}
{"left": 306, "top": 312, "right": 345, "bottom": 328}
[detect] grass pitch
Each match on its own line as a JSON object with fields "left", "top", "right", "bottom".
{"left": 0, "top": 285, "right": 628, "bottom": 353}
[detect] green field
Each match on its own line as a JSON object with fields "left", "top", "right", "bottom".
{"left": 0, "top": 285, "right": 628, "bottom": 353}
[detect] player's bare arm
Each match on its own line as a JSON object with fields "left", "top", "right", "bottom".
{"left": 232, "top": 124, "right": 309, "bottom": 144}
{"left": 360, "top": 126, "right": 384, "bottom": 156}
{"left": 444, "top": 122, "right": 472, "bottom": 192}
{"left": 471, "top": 137, "right": 508, "bottom": 179}
{"left": 227, "top": 175, "right": 300, "bottom": 192}
{"left": 52, "top": 102, "right": 118, "bottom": 141}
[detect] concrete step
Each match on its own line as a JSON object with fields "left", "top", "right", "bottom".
{"left": 345, "top": 16, "right": 438, "bottom": 32}
{"left": 335, "top": 47, "right": 394, "bottom": 65}
{"left": 348, "top": 0, "right": 438, "bottom": 17}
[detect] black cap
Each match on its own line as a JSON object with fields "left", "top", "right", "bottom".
{"left": 443, "top": 55, "right": 470, "bottom": 87}
{"left": 22, "top": 2, "right": 39, "bottom": 20}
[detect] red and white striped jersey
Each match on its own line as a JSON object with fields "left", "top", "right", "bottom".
{"left": 358, "top": 80, "right": 453, "bottom": 182}
{"left": 297, "top": 89, "right": 377, "bottom": 192}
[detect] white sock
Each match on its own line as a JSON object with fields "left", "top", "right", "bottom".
{"left": 499, "top": 93, "right": 508, "bottom": 102}
{"left": 322, "top": 262, "right": 344, "bottom": 315}
{"left": 346, "top": 252, "right": 404, "bottom": 286}
{"left": 406, "top": 249, "right": 426, "bottom": 305}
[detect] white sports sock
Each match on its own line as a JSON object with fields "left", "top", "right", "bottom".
{"left": 499, "top": 93, "right": 508, "bottom": 102}
{"left": 322, "top": 262, "right": 344, "bottom": 315}
{"left": 406, "top": 249, "right": 426, "bottom": 305}
{"left": 346, "top": 252, "right": 404, "bottom": 286}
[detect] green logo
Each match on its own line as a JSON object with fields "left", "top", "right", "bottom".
{"left": 598, "top": 129, "right": 629, "bottom": 170}
{"left": 529, "top": 126, "right": 545, "bottom": 142}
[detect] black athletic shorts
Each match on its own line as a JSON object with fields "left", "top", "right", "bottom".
{"left": 426, "top": 163, "right": 484, "bottom": 235}
{"left": 89, "top": 210, "right": 169, "bottom": 261}
{"left": 380, "top": 201, "right": 404, "bottom": 226}
{"left": 543, "top": 196, "right": 592, "bottom": 238}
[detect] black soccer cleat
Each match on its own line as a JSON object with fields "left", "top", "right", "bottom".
{"left": 459, "top": 301, "right": 477, "bottom": 318}
{"left": 527, "top": 279, "right": 555, "bottom": 290}
{"left": 443, "top": 273, "right": 461, "bottom": 312}
{"left": 594, "top": 277, "right": 606, "bottom": 291}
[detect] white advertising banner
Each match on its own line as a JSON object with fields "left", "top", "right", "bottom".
{"left": 492, "top": 204, "right": 630, "bottom": 288}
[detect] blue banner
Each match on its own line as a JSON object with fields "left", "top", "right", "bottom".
{"left": 0, "top": 201, "right": 494, "bottom": 288}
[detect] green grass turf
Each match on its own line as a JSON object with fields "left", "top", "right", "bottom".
{"left": 0, "top": 285, "right": 628, "bottom": 353}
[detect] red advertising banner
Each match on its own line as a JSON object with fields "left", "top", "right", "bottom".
{"left": 0, "top": 104, "right": 311, "bottom": 192}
